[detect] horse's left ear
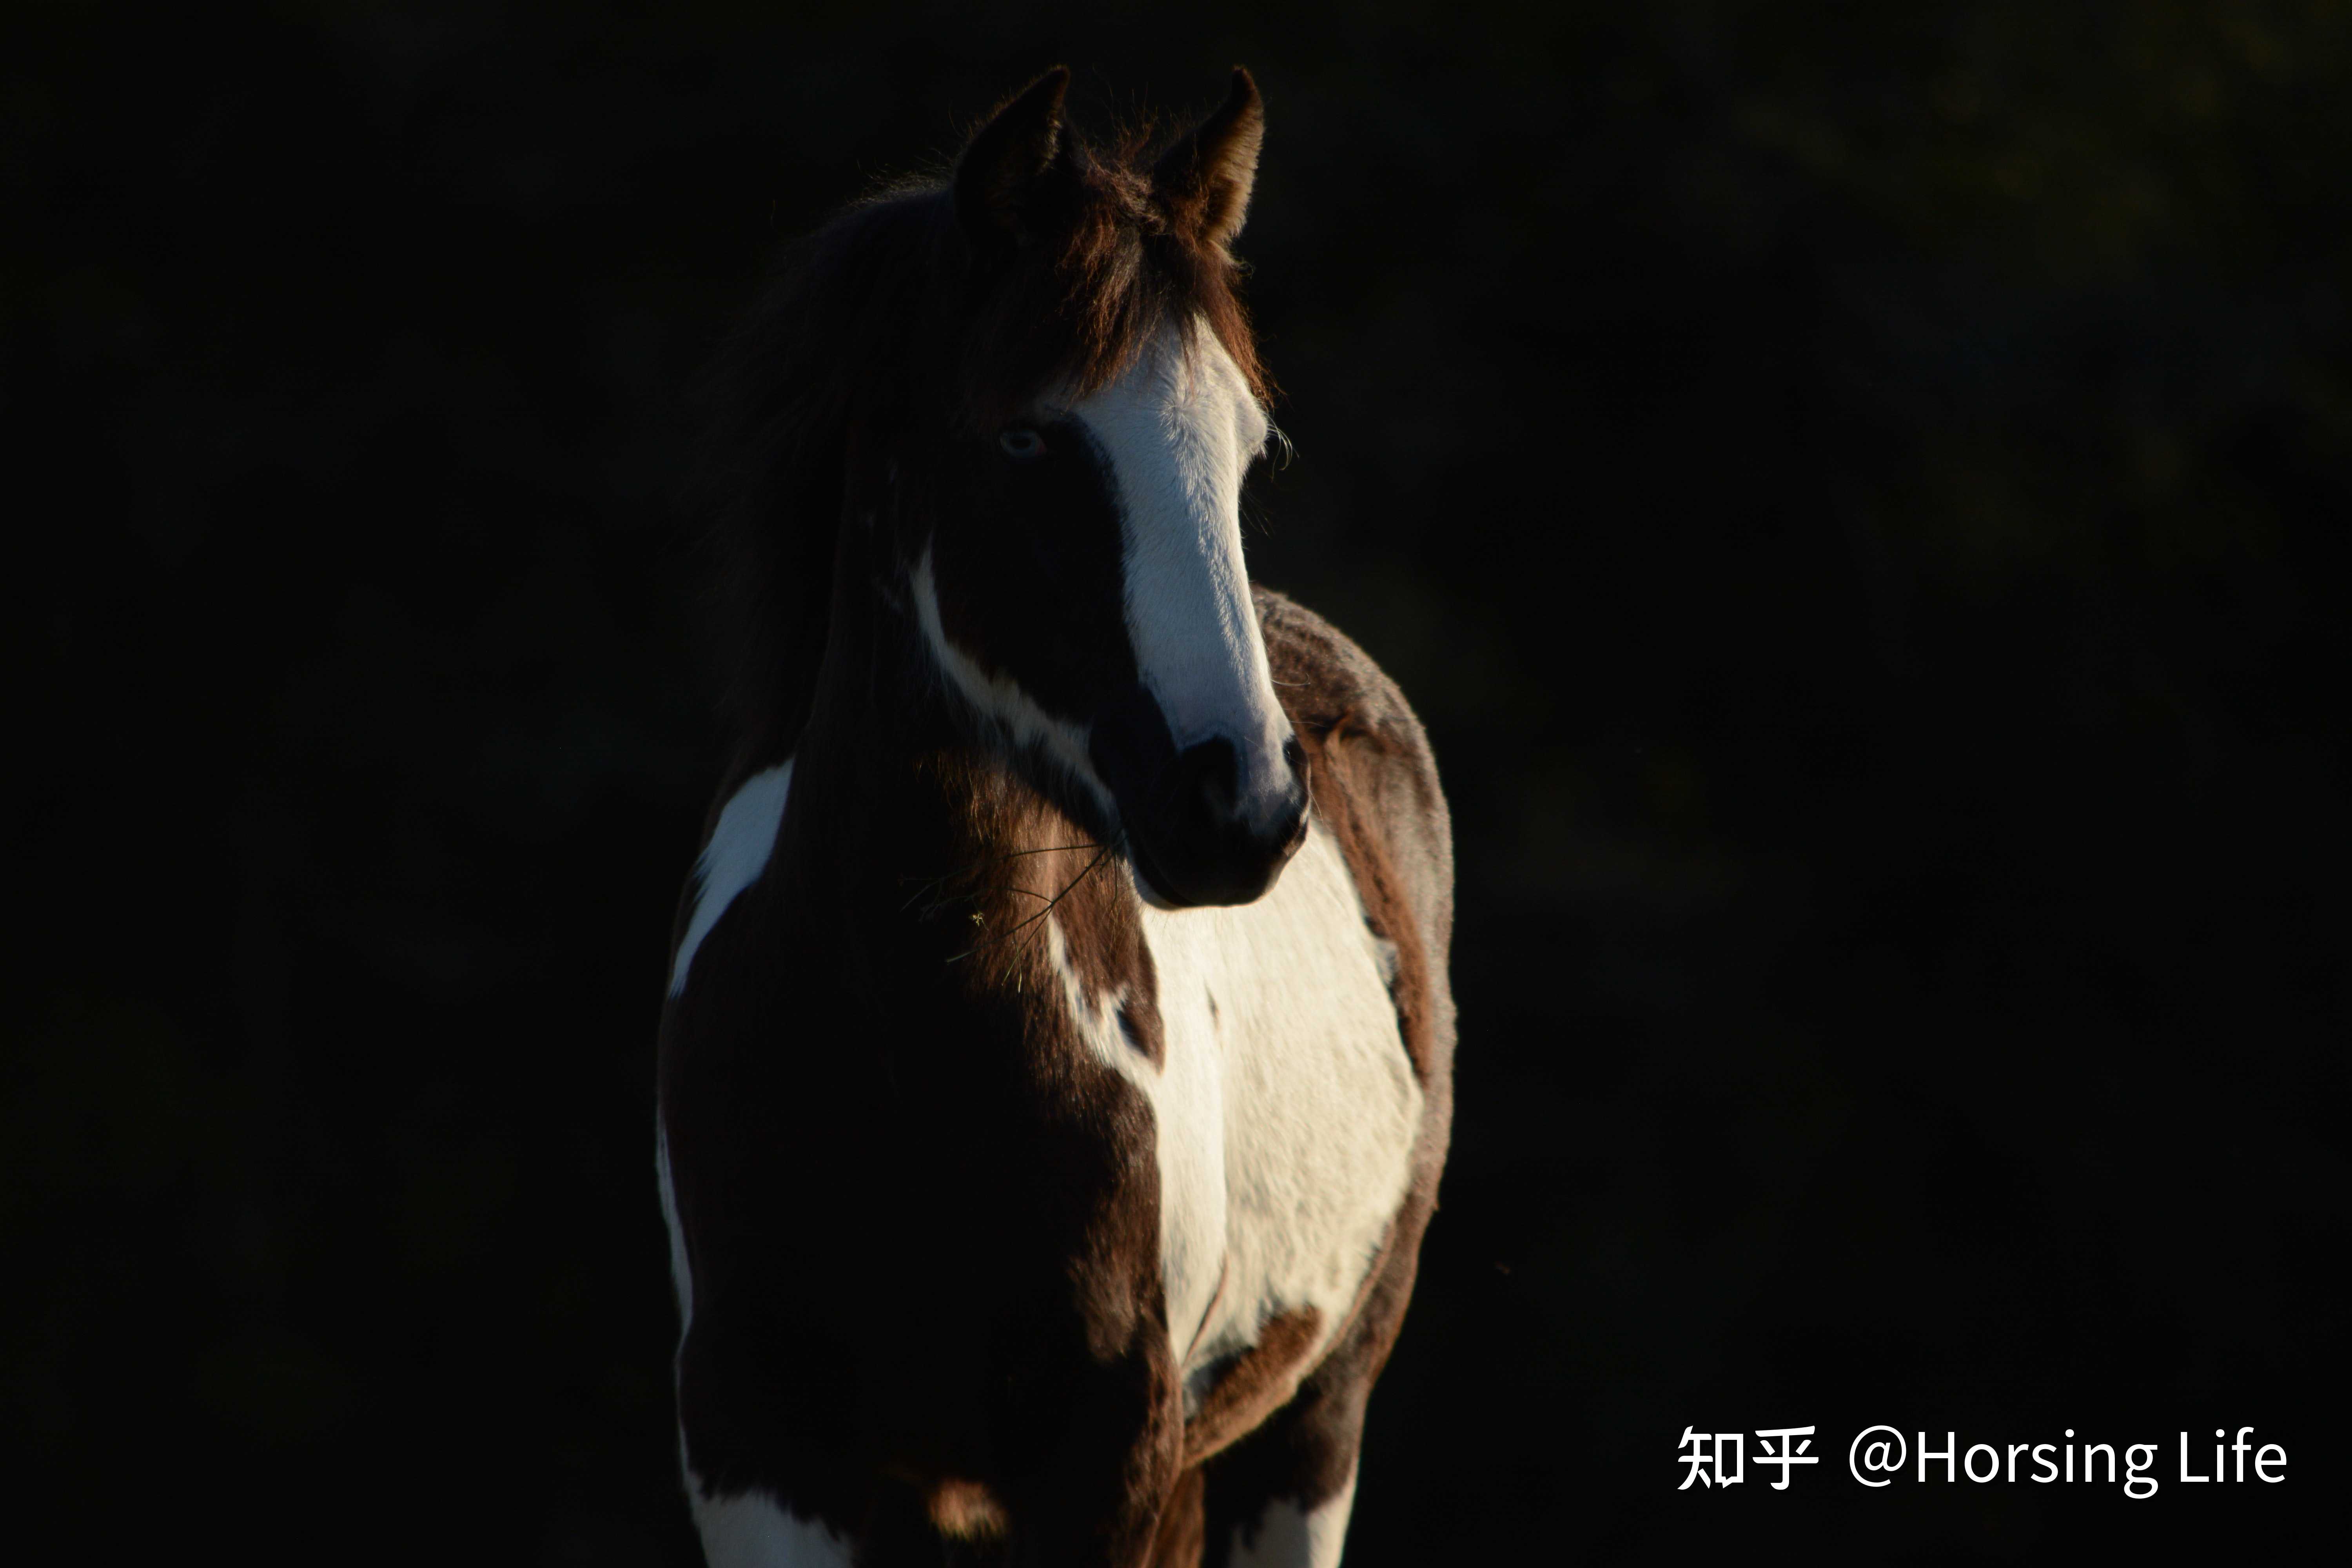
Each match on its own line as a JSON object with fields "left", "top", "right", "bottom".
{"left": 1153, "top": 68, "right": 1263, "bottom": 249}
{"left": 956, "top": 67, "right": 1071, "bottom": 245}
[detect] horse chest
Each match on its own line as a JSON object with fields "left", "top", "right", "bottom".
{"left": 1050, "top": 819, "right": 1423, "bottom": 1410}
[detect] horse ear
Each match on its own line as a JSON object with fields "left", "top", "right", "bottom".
{"left": 955, "top": 67, "right": 1071, "bottom": 244}
{"left": 1153, "top": 68, "right": 1263, "bottom": 249}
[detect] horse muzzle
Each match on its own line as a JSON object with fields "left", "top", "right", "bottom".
{"left": 1091, "top": 688, "right": 1310, "bottom": 909}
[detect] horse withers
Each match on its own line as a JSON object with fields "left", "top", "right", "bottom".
{"left": 657, "top": 69, "right": 1455, "bottom": 1567}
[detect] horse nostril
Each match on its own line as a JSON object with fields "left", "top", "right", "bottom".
{"left": 1281, "top": 735, "right": 1304, "bottom": 775}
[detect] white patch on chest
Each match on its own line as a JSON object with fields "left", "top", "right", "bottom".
{"left": 670, "top": 760, "right": 794, "bottom": 997}
{"left": 1047, "top": 819, "right": 1421, "bottom": 1407}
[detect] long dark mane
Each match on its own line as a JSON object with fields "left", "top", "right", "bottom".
{"left": 692, "top": 77, "right": 1270, "bottom": 768}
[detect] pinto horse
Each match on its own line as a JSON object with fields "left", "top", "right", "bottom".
{"left": 657, "top": 68, "right": 1455, "bottom": 1567}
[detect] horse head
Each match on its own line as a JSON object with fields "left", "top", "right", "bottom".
{"left": 893, "top": 69, "right": 1308, "bottom": 908}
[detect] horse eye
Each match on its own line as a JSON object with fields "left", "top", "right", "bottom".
{"left": 998, "top": 428, "right": 1047, "bottom": 460}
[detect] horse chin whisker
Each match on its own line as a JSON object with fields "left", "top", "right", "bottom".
{"left": 899, "top": 841, "right": 1107, "bottom": 913}
{"left": 944, "top": 832, "right": 1125, "bottom": 966}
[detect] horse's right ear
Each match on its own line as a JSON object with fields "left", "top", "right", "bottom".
{"left": 1152, "top": 68, "right": 1263, "bottom": 249}
{"left": 955, "top": 68, "right": 1070, "bottom": 245}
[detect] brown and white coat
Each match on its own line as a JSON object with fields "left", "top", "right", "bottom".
{"left": 657, "top": 71, "right": 1455, "bottom": 1568}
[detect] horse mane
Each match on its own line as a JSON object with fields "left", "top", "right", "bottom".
{"left": 692, "top": 112, "right": 1269, "bottom": 764}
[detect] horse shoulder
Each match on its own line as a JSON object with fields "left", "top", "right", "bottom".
{"left": 1253, "top": 584, "right": 1456, "bottom": 1085}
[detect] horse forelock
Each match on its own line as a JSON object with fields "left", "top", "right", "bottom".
{"left": 955, "top": 140, "right": 1269, "bottom": 423}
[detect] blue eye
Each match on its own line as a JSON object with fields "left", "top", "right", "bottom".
{"left": 998, "top": 428, "right": 1047, "bottom": 460}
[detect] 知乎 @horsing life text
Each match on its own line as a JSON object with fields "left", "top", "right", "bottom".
{"left": 1846, "top": 1425, "right": 2286, "bottom": 1498}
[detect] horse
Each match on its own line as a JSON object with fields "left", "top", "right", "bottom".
{"left": 656, "top": 67, "right": 1455, "bottom": 1568}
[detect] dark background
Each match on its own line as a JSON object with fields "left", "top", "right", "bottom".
{"left": 7, "top": 2, "right": 2343, "bottom": 1561}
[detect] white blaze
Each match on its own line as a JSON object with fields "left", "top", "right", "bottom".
{"left": 1067, "top": 322, "right": 1292, "bottom": 821}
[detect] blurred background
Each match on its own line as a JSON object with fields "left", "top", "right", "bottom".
{"left": 5, "top": 1, "right": 2344, "bottom": 1560}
